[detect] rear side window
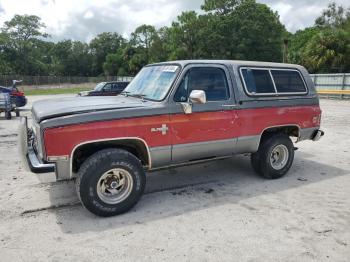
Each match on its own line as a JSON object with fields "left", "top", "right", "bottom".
{"left": 240, "top": 67, "right": 307, "bottom": 96}
{"left": 271, "top": 70, "right": 307, "bottom": 93}
{"left": 241, "top": 69, "right": 275, "bottom": 94}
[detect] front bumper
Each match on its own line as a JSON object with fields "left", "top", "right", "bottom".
{"left": 19, "top": 117, "right": 55, "bottom": 173}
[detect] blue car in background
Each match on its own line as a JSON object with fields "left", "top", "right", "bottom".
{"left": 0, "top": 80, "right": 27, "bottom": 108}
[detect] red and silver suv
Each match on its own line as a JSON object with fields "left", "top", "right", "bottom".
{"left": 20, "top": 60, "right": 324, "bottom": 216}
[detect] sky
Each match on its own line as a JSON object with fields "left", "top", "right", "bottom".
{"left": 0, "top": 0, "right": 348, "bottom": 42}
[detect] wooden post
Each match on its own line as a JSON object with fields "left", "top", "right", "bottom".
{"left": 341, "top": 73, "right": 346, "bottom": 99}
{"left": 283, "top": 39, "right": 289, "bottom": 63}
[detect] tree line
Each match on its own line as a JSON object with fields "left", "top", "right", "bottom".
{"left": 0, "top": 0, "right": 349, "bottom": 77}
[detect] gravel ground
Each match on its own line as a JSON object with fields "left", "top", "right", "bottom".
{"left": 0, "top": 96, "right": 349, "bottom": 262}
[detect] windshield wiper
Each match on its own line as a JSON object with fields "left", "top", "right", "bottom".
{"left": 128, "top": 93, "right": 148, "bottom": 102}
{"left": 120, "top": 91, "right": 130, "bottom": 97}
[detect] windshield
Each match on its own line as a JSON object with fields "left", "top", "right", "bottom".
{"left": 94, "top": 82, "right": 106, "bottom": 91}
{"left": 124, "top": 65, "right": 180, "bottom": 101}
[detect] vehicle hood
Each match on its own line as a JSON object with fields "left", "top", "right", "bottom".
{"left": 32, "top": 96, "right": 149, "bottom": 122}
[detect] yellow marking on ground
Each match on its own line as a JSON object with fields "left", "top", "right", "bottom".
{"left": 317, "top": 90, "right": 350, "bottom": 95}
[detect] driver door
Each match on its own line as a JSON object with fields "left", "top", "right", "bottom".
{"left": 170, "top": 65, "right": 239, "bottom": 164}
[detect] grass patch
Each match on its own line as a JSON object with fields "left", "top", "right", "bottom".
{"left": 24, "top": 87, "right": 91, "bottom": 96}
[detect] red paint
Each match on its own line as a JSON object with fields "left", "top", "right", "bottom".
{"left": 44, "top": 105, "right": 321, "bottom": 157}
{"left": 235, "top": 105, "right": 321, "bottom": 137}
{"left": 170, "top": 111, "right": 238, "bottom": 145}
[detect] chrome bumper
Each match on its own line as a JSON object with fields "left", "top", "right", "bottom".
{"left": 19, "top": 117, "right": 55, "bottom": 173}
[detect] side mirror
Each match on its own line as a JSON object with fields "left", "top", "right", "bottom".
{"left": 189, "top": 90, "right": 206, "bottom": 104}
{"left": 181, "top": 90, "right": 206, "bottom": 114}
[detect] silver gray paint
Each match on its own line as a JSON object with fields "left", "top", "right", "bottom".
{"left": 32, "top": 95, "right": 152, "bottom": 123}
{"left": 234, "top": 135, "right": 261, "bottom": 153}
{"left": 172, "top": 138, "right": 236, "bottom": 164}
{"left": 149, "top": 146, "right": 172, "bottom": 168}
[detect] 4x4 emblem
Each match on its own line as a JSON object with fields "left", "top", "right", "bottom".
{"left": 151, "top": 124, "right": 168, "bottom": 135}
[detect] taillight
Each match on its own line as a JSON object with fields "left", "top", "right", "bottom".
{"left": 312, "top": 114, "right": 321, "bottom": 126}
{"left": 11, "top": 91, "right": 24, "bottom": 96}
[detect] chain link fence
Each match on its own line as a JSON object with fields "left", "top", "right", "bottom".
{"left": 310, "top": 73, "right": 350, "bottom": 99}
{"left": 0, "top": 75, "right": 134, "bottom": 89}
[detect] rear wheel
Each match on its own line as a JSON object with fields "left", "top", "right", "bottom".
{"left": 75, "top": 148, "right": 146, "bottom": 217}
{"left": 15, "top": 109, "right": 20, "bottom": 117}
{"left": 251, "top": 133, "right": 294, "bottom": 179}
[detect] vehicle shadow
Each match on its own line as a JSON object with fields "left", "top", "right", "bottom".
{"left": 48, "top": 153, "right": 349, "bottom": 234}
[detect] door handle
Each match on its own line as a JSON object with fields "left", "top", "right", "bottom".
{"left": 222, "top": 104, "right": 238, "bottom": 108}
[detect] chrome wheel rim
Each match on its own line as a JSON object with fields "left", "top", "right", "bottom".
{"left": 270, "top": 145, "right": 289, "bottom": 170}
{"left": 96, "top": 168, "right": 133, "bottom": 205}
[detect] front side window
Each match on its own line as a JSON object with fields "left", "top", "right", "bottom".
{"left": 103, "top": 83, "right": 112, "bottom": 91}
{"left": 174, "top": 67, "right": 229, "bottom": 102}
{"left": 241, "top": 68, "right": 275, "bottom": 94}
{"left": 124, "top": 65, "right": 180, "bottom": 101}
{"left": 271, "top": 70, "right": 306, "bottom": 93}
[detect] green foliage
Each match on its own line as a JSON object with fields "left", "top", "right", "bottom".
{"left": 103, "top": 50, "right": 129, "bottom": 76}
{"left": 289, "top": 2, "right": 350, "bottom": 73}
{"left": 2, "top": 14, "right": 48, "bottom": 41}
{"left": 288, "top": 27, "right": 321, "bottom": 65}
{"left": 167, "top": 11, "right": 204, "bottom": 59}
{"left": 201, "top": 0, "right": 240, "bottom": 15}
{"left": 1, "top": 14, "right": 49, "bottom": 75}
{"left": 303, "top": 28, "right": 350, "bottom": 73}
{"left": 90, "top": 32, "right": 125, "bottom": 76}
{"left": 315, "top": 2, "right": 350, "bottom": 28}
{"left": 0, "top": 1, "right": 349, "bottom": 76}
{"left": 50, "top": 40, "right": 92, "bottom": 76}
{"left": 227, "top": 0, "right": 285, "bottom": 61}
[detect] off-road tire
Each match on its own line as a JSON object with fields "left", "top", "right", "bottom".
{"left": 75, "top": 148, "right": 146, "bottom": 217}
{"left": 251, "top": 133, "right": 294, "bottom": 179}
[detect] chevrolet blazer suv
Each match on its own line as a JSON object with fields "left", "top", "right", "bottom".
{"left": 20, "top": 60, "right": 324, "bottom": 217}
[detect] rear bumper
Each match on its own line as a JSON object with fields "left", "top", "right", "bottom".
{"left": 19, "top": 117, "right": 55, "bottom": 173}
{"left": 312, "top": 129, "right": 324, "bottom": 141}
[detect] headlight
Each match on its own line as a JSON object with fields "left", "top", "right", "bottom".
{"left": 79, "top": 91, "right": 89, "bottom": 96}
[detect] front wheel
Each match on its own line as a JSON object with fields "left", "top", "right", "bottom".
{"left": 75, "top": 148, "right": 146, "bottom": 217}
{"left": 251, "top": 133, "right": 294, "bottom": 179}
